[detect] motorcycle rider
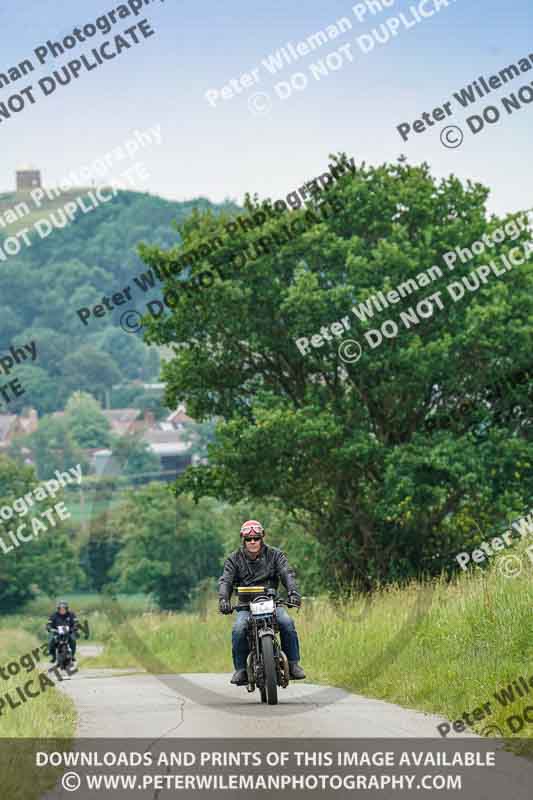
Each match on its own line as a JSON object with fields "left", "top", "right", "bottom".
{"left": 47, "top": 600, "right": 79, "bottom": 664}
{"left": 218, "top": 520, "right": 306, "bottom": 686}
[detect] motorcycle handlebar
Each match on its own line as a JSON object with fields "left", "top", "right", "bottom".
{"left": 231, "top": 599, "right": 299, "bottom": 613}
{"left": 49, "top": 625, "right": 80, "bottom": 633}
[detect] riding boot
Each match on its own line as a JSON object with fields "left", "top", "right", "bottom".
{"left": 289, "top": 661, "right": 306, "bottom": 679}
{"left": 230, "top": 669, "right": 248, "bottom": 685}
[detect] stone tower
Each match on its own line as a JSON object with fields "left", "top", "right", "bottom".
{"left": 16, "top": 167, "right": 41, "bottom": 192}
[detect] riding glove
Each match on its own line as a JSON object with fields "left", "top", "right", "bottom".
{"left": 219, "top": 598, "right": 232, "bottom": 615}
{"left": 288, "top": 591, "right": 301, "bottom": 607}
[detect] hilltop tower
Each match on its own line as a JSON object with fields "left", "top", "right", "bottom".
{"left": 16, "top": 166, "right": 41, "bottom": 192}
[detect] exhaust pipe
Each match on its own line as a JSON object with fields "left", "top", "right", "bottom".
{"left": 246, "top": 653, "right": 255, "bottom": 692}
{"left": 279, "top": 649, "right": 290, "bottom": 688}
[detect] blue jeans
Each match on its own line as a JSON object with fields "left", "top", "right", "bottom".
{"left": 232, "top": 607, "right": 301, "bottom": 670}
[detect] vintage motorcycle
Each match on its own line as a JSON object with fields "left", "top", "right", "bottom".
{"left": 232, "top": 586, "right": 298, "bottom": 705}
{"left": 52, "top": 624, "right": 76, "bottom": 671}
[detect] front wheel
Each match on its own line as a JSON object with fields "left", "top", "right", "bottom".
{"left": 57, "top": 647, "right": 67, "bottom": 670}
{"left": 260, "top": 636, "right": 278, "bottom": 705}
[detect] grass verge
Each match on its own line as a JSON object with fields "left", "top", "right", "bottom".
{"left": 0, "top": 628, "right": 77, "bottom": 800}
{"left": 85, "top": 542, "right": 533, "bottom": 753}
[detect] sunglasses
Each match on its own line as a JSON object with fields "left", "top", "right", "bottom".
{"left": 243, "top": 535, "right": 263, "bottom": 542}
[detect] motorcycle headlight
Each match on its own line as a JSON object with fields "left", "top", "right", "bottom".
{"left": 250, "top": 598, "right": 275, "bottom": 615}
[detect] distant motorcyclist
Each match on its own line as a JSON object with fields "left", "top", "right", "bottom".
{"left": 218, "top": 520, "right": 306, "bottom": 686}
{"left": 47, "top": 601, "right": 79, "bottom": 664}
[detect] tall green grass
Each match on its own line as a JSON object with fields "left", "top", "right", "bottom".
{"left": 85, "top": 542, "right": 533, "bottom": 747}
{"left": 0, "top": 629, "right": 76, "bottom": 738}
{"left": 0, "top": 628, "right": 77, "bottom": 800}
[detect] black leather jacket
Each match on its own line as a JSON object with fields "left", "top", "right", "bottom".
{"left": 47, "top": 611, "right": 78, "bottom": 634}
{"left": 218, "top": 543, "right": 298, "bottom": 601}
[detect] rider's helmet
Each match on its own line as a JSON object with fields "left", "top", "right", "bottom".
{"left": 240, "top": 520, "right": 264, "bottom": 539}
{"left": 57, "top": 600, "right": 69, "bottom": 612}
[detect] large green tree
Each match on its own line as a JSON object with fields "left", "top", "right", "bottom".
{"left": 26, "top": 414, "right": 88, "bottom": 479}
{"left": 0, "top": 455, "right": 81, "bottom": 611}
{"left": 62, "top": 345, "right": 122, "bottom": 406}
{"left": 140, "top": 158, "right": 533, "bottom": 590}
{"left": 64, "top": 392, "right": 111, "bottom": 449}
{"left": 79, "top": 514, "right": 125, "bottom": 592}
{"left": 6, "top": 364, "right": 62, "bottom": 415}
{"left": 110, "top": 484, "right": 223, "bottom": 609}
{"left": 95, "top": 327, "right": 159, "bottom": 381}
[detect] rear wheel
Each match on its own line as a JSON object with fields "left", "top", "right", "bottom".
{"left": 260, "top": 687, "right": 267, "bottom": 703}
{"left": 260, "top": 636, "right": 278, "bottom": 705}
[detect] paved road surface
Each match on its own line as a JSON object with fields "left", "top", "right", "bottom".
{"left": 56, "top": 662, "right": 465, "bottom": 738}
{"left": 39, "top": 650, "right": 533, "bottom": 800}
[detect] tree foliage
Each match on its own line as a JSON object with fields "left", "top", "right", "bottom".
{"left": 62, "top": 346, "right": 122, "bottom": 405}
{"left": 64, "top": 392, "right": 111, "bottom": 449}
{"left": 25, "top": 414, "right": 88, "bottom": 479}
{"left": 0, "top": 455, "right": 81, "bottom": 611}
{"left": 110, "top": 484, "right": 224, "bottom": 609}
{"left": 180, "top": 419, "right": 217, "bottom": 463}
{"left": 79, "top": 514, "right": 124, "bottom": 592}
{"left": 110, "top": 432, "right": 160, "bottom": 477}
{"left": 140, "top": 158, "right": 533, "bottom": 590}
{"left": 0, "top": 191, "right": 234, "bottom": 414}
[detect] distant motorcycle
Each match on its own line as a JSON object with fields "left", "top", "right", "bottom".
{"left": 52, "top": 624, "right": 76, "bottom": 671}
{"left": 232, "top": 586, "right": 298, "bottom": 705}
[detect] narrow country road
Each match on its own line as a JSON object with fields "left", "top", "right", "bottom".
{"left": 55, "top": 645, "right": 464, "bottom": 738}
{"left": 39, "top": 648, "right": 533, "bottom": 800}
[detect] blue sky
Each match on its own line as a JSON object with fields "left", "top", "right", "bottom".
{"left": 0, "top": 0, "right": 531, "bottom": 216}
